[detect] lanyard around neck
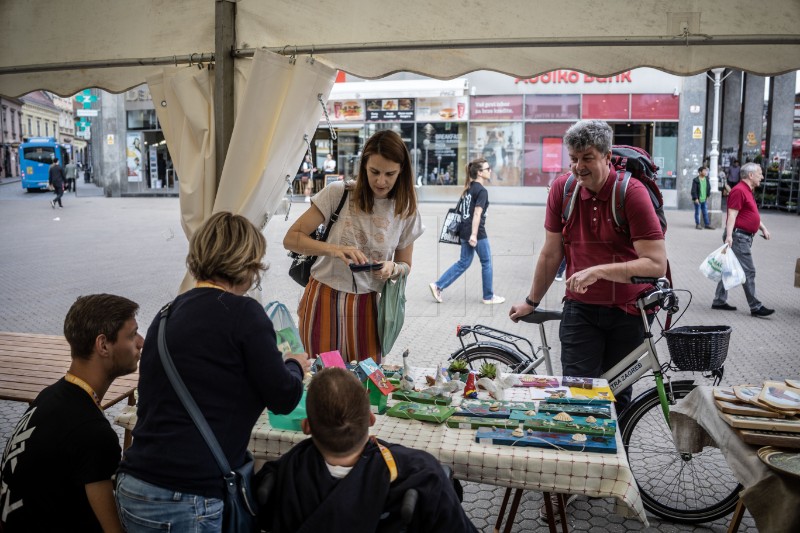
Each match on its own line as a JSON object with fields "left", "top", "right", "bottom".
{"left": 65, "top": 372, "right": 102, "bottom": 410}
{"left": 196, "top": 281, "right": 227, "bottom": 291}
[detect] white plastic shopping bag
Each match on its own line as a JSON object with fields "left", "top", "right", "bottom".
{"left": 699, "top": 244, "right": 727, "bottom": 283}
{"left": 722, "top": 248, "right": 746, "bottom": 290}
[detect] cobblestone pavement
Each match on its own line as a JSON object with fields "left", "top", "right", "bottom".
{"left": 2, "top": 181, "right": 798, "bottom": 531}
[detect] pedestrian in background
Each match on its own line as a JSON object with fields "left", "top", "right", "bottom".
{"left": 430, "top": 157, "right": 505, "bottom": 305}
{"left": 64, "top": 156, "right": 78, "bottom": 193}
{"left": 711, "top": 162, "right": 774, "bottom": 317}
{"left": 284, "top": 130, "right": 424, "bottom": 363}
{"left": 691, "top": 166, "right": 712, "bottom": 229}
{"left": 48, "top": 156, "right": 65, "bottom": 208}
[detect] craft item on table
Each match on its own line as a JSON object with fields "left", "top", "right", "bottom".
{"left": 463, "top": 371, "right": 478, "bottom": 399}
{"left": 314, "top": 350, "right": 347, "bottom": 371}
{"left": 513, "top": 412, "right": 618, "bottom": 436}
{"left": 569, "top": 384, "right": 615, "bottom": 402}
{"left": 354, "top": 359, "right": 396, "bottom": 415}
{"left": 546, "top": 396, "right": 613, "bottom": 406}
{"left": 758, "top": 381, "right": 800, "bottom": 414}
{"left": 386, "top": 401, "right": 455, "bottom": 424}
{"left": 268, "top": 390, "right": 307, "bottom": 431}
{"left": 538, "top": 402, "right": 612, "bottom": 419}
{"left": 445, "top": 416, "right": 519, "bottom": 430}
{"left": 528, "top": 386, "right": 571, "bottom": 401}
{"left": 715, "top": 399, "right": 787, "bottom": 418}
{"left": 400, "top": 349, "right": 415, "bottom": 391}
{"left": 737, "top": 429, "right": 800, "bottom": 450}
{"left": 477, "top": 371, "right": 517, "bottom": 401}
{"left": 733, "top": 385, "right": 763, "bottom": 405}
{"left": 562, "top": 376, "right": 594, "bottom": 389}
{"left": 757, "top": 446, "right": 800, "bottom": 479}
{"left": 381, "top": 364, "right": 403, "bottom": 378}
{"left": 719, "top": 412, "right": 800, "bottom": 433}
{"left": 447, "top": 359, "right": 469, "bottom": 382}
{"left": 455, "top": 399, "right": 537, "bottom": 418}
{"left": 787, "top": 379, "right": 800, "bottom": 389}
{"left": 511, "top": 427, "right": 525, "bottom": 437}
{"left": 475, "top": 427, "right": 617, "bottom": 453}
{"left": 392, "top": 390, "right": 452, "bottom": 406}
{"left": 516, "top": 375, "right": 559, "bottom": 388}
{"left": 422, "top": 363, "right": 464, "bottom": 396}
{"left": 713, "top": 387, "right": 739, "bottom": 403}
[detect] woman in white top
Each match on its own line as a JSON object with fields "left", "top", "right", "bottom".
{"left": 284, "top": 130, "right": 424, "bottom": 363}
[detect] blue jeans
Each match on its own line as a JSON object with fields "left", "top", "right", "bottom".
{"left": 694, "top": 201, "right": 709, "bottom": 226}
{"left": 116, "top": 472, "right": 224, "bottom": 532}
{"left": 436, "top": 238, "right": 494, "bottom": 300}
{"left": 559, "top": 300, "right": 650, "bottom": 414}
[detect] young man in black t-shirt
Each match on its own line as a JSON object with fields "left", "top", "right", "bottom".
{"left": 0, "top": 294, "right": 143, "bottom": 532}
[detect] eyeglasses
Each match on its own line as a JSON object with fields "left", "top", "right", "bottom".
{"left": 481, "top": 167, "right": 491, "bottom": 172}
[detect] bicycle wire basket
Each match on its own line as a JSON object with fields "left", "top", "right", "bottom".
{"left": 663, "top": 325, "right": 731, "bottom": 371}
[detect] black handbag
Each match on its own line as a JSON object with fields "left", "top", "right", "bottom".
{"left": 288, "top": 189, "right": 349, "bottom": 286}
{"left": 438, "top": 197, "right": 463, "bottom": 245}
{"left": 156, "top": 304, "right": 258, "bottom": 533}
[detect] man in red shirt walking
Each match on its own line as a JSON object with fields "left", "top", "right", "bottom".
{"left": 711, "top": 162, "right": 774, "bottom": 317}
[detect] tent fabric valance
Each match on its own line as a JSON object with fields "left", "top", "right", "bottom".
{"left": 2, "top": 0, "right": 799, "bottom": 97}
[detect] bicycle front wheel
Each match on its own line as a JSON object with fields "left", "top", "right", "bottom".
{"left": 620, "top": 382, "right": 741, "bottom": 524}
{"left": 452, "top": 344, "right": 526, "bottom": 375}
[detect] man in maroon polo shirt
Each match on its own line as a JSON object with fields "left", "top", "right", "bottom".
{"left": 510, "top": 120, "right": 667, "bottom": 414}
{"left": 712, "top": 162, "right": 774, "bottom": 317}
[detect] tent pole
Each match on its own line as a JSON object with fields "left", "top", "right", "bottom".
{"left": 215, "top": 0, "right": 236, "bottom": 188}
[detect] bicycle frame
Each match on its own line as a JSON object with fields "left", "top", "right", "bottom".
{"left": 456, "top": 323, "right": 555, "bottom": 376}
{"left": 601, "top": 279, "right": 676, "bottom": 423}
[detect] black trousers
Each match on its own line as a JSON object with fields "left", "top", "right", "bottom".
{"left": 52, "top": 186, "right": 63, "bottom": 207}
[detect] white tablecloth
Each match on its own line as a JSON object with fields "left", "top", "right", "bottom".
{"left": 115, "top": 373, "right": 648, "bottom": 524}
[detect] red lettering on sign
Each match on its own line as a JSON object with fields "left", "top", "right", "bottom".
{"left": 568, "top": 71, "right": 579, "bottom": 83}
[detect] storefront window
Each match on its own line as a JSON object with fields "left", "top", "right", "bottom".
{"left": 417, "top": 122, "right": 468, "bottom": 186}
{"left": 126, "top": 110, "right": 158, "bottom": 130}
{"left": 365, "top": 123, "right": 415, "bottom": 164}
{"left": 523, "top": 123, "right": 571, "bottom": 186}
{"left": 653, "top": 122, "right": 678, "bottom": 190}
{"left": 582, "top": 94, "right": 630, "bottom": 120}
{"left": 469, "top": 122, "right": 523, "bottom": 186}
{"left": 335, "top": 127, "right": 366, "bottom": 180}
{"left": 631, "top": 94, "right": 679, "bottom": 120}
{"left": 525, "top": 95, "right": 580, "bottom": 120}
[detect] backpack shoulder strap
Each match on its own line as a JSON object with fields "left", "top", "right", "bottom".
{"left": 561, "top": 174, "right": 579, "bottom": 224}
{"left": 611, "top": 171, "right": 631, "bottom": 229}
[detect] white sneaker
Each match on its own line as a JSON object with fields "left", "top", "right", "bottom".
{"left": 482, "top": 295, "right": 505, "bottom": 305}
{"left": 429, "top": 282, "right": 443, "bottom": 303}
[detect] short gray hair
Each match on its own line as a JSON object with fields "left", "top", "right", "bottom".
{"left": 564, "top": 120, "right": 613, "bottom": 155}
{"left": 740, "top": 162, "right": 760, "bottom": 180}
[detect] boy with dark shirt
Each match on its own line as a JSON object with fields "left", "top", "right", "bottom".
{"left": 259, "top": 368, "right": 476, "bottom": 533}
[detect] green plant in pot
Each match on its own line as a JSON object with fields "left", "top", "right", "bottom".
{"left": 478, "top": 362, "right": 497, "bottom": 380}
{"left": 448, "top": 359, "right": 469, "bottom": 381}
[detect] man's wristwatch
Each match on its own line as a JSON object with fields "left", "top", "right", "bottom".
{"left": 525, "top": 296, "right": 539, "bottom": 308}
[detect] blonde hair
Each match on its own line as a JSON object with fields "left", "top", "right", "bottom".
{"left": 186, "top": 212, "right": 267, "bottom": 288}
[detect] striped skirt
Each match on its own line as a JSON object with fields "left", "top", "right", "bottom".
{"left": 298, "top": 276, "right": 381, "bottom": 363}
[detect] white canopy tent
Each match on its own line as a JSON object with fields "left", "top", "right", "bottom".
{"left": 2, "top": 0, "right": 799, "bottom": 290}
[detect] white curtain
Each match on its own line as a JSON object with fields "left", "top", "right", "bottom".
{"left": 147, "top": 50, "right": 336, "bottom": 294}
{"left": 147, "top": 67, "right": 216, "bottom": 240}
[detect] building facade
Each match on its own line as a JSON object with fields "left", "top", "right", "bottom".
{"left": 0, "top": 96, "right": 23, "bottom": 178}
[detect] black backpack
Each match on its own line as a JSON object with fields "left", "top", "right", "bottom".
{"left": 562, "top": 145, "right": 666, "bottom": 235}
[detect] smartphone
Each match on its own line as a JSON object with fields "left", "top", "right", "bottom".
{"left": 349, "top": 262, "right": 383, "bottom": 272}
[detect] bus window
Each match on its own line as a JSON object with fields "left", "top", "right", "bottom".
{"left": 22, "top": 146, "right": 56, "bottom": 164}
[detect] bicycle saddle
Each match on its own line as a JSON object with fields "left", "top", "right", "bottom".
{"left": 518, "top": 308, "right": 563, "bottom": 324}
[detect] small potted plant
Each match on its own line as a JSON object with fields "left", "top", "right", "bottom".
{"left": 478, "top": 362, "right": 497, "bottom": 380}
{"left": 448, "top": 359, "right": 469, "bottom": 381}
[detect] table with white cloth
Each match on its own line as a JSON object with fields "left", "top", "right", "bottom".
{"left": 671, "top": 385, "right": 800, "bottom": 533}
{"left": 115, "top": 372, "right": 648, "bottom": 525}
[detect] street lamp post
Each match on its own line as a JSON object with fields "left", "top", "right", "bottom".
{"left": 708, "top": 67, "right": 725, "bottom": 228}
{"left": 422, "top": 138, "right": 430, "bottom": 186}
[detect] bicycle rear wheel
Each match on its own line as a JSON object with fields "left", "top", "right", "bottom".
{"left": 451, "top": 344, "right": 526, "bottom": 375}
{"left": 619, "top": 382, "right": 741, "bottom": 523}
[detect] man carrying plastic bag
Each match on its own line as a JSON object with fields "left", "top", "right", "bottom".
{"left": 700, "top": 244, "right": 745, "bottom": 290}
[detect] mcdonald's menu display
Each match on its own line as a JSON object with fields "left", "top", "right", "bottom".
{"left": 326, "top": 99, "right": 365, "bottom": 122}
{"left": 366, "top": 99, "right": 415, "bottom": 121}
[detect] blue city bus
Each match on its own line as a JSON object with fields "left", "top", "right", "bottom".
{"left": 19, "top": 137, "right": 68, "bottom": 192}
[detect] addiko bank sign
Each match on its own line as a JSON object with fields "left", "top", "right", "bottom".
{"left": 466, "top": 68, "right": 683, "bottom": 96}
{"left": 515, "top": 71, "right": 633, "bottom": 85}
